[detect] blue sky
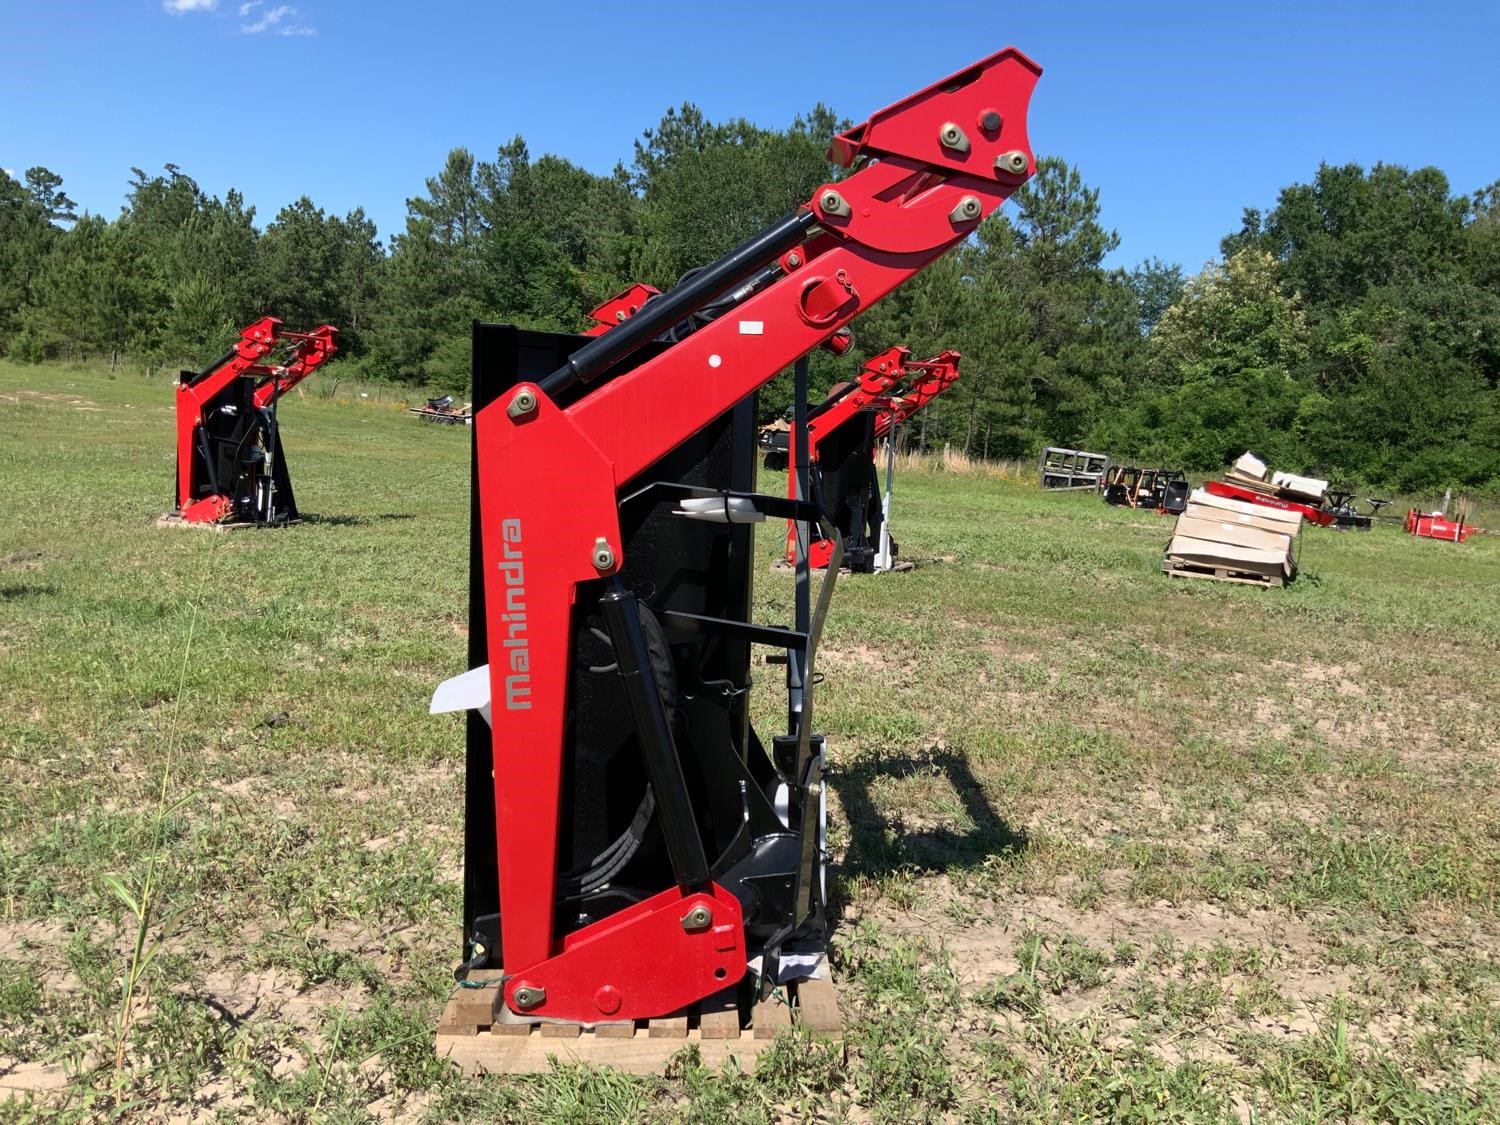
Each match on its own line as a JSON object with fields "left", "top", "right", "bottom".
{"left": 3, "top": 1, "right": 1497, "bottom": 272}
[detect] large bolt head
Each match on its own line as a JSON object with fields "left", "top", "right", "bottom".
{"left": 506, "top": 389, "right": 538, "bottom": 419}
{"left": 680, "top": 905, "right": 713, "bottom": 932}
{"left": 512, "top": 984, "right": 545, "bottom": 1011}
{"left": 819, "top": 190, "right": 851, "bottom": 218}
{"left": 938, "top": 122, "right": 970, "bottom": 154}
{"left": 592, "top": 538, "right": 616, "bottom": 571}
{"left": 594, "top": 985, "right": 622, "bottom": 1015}
{"left": 996, "top": 151, "right": 1029, "bottom": 176}
{"left": 948, "top": 195, "right": 983, "bottom": 224}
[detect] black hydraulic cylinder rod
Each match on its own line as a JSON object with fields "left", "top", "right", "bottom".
{"left": 183, "top": 348, "right": 237, "bottom": 388}
{"left": 539, "top": 210, "right": 817, "bottom": 398}
{"left": 194, "top": 427, "right": 221, "bottom": 496}
{"left": 599, "top": 585, "right": 711, "bottom": 892}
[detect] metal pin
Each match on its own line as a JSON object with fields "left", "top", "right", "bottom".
{"left": 948, "top": 195, "right": 982, "bottom": 224}
{"left": 939, "top": 122, "right": 970, "bottom": 154}
{"left": 512, "top": 985, "right": 545, "bottom": 1010}
{"left": 819, "top": 190, "right": 851, "bottom": 218}
{"left": 996, "top": 151, "right": 1029, "bottom": 176}
{"left": 507, "top": 389, "right": 538, "bottom": 419}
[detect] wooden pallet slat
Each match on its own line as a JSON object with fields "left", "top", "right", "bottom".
{"left": 1162, "top": 557, "right": 1285, "bottom": 588}
{"left": 699, "top": 987, "right": 741, "bottom": 1041}
{"left": 752, "top": 988, "right": 793, "bottom": 1041}
{"left": 648, "top": 1010, "right": 689, "bottom": 1039}
{"left": 434, "top": 973, "right": 843, "bottom": 1075}
{"left": 793, "top": 976, "right": 844, "bottom": 1039}
{"left": 156, "top": 513, "right": 299, "bottom": 533}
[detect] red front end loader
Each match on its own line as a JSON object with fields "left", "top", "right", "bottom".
{"left": 785, "top": 346, "right": 961, "bottom": 573}
{"left": 430, "top": 48, "right": 1040, "bottom": 1027}
{"left": 171, "top": 317, "right": 338, "bottom": 526}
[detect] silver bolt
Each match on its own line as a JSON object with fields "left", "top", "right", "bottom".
{"left": 996, "top": 151, "right": 1029, "bottom": 176}
{"left": 681, "top": 905, "right": 713, "bottom": 932}
{"left": 787, "top": 252, "right": 801, "bottom": 268}
{"left": 592, "top": 537, "right": 616, "bottom": 571}
{"left": 506, "top": 389, "right": 538, "bottom": 419}
{"left": 938, "top": 122, "right": 970, "bottom": 154}
{"left": 615, "top": 310, "right": 626, "bottom": 322}
{"left": 512, "top": 985, "right": 545, "bottom": 1010}
{"left": 948, "top": 195, "right": 982, "bottom": 224}
{"left": 819, "top": 190, "right": 851, "bottom": 218}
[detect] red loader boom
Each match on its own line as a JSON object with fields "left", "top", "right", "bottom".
{"left": 786, "top": 346, "right": 961, "bottom": 572}
{"left": 873, "top": 350, "right": 961, "bottom": 441}
{"left": 172, "top": 317, "right": 338, "bottom": 525}
{"left": 430, "top": 48, "right": 1039, "bottom": 1026}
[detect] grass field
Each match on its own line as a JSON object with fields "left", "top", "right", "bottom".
{"left": 2, "top": 361, "right": 1499, "bottom": 1122}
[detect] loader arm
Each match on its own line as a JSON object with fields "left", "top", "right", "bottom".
{"left": 464, "top": 47, "right": 1040, "bottom": 1023}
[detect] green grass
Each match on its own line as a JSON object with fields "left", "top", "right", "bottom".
{"left": 2, "top": 359, "right": 1499, "bottom": 1121}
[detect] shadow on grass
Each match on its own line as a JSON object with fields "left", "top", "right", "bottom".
{"left": 828, "top": 749, "right": 1028, "bottom": 882}
{"left": 1, "top": 583, "right": 57, "bottom": 600}
{"left": 299, "top": 512, "right": 416, "bottom": 526}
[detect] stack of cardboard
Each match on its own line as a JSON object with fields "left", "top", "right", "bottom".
{"left": 1222, "top": 451, "right": 1328, "bottom": 506}
{"left": 1163, "top": 488, "right": 1303, "bottom": 587}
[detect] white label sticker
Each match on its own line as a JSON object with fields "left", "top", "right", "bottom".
{"left": 739, "top": 321, "right": 764, "bottom": 335}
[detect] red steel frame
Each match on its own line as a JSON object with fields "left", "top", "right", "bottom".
{"left": 174, "top": 317, "right": 338, "bottom": 523}
{"left": 784, "top": 346, "right": 961, "bottom": 568}
{"left": 470, "top": 48, "right": 1040, "bottom": 1022}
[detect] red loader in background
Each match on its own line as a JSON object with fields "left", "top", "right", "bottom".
{"left": 786, "top": 346, "right": 961, "bottom": 573}
{"left": 170, "top": 317, "right": 338, "bottom": 526}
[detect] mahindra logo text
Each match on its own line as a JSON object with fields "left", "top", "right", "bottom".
{"left": 498, "top": 518, "right": 530, "bottom": 710}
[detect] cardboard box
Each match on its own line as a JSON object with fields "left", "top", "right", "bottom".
{"left": 1188, "top": 489, "right": 1304, "bottom": 531}
{"left": 1233, "top": 452, "right": 1269, "bottom": 480}
{"left": 1174, "top": 514, "right": 1293, "bottom": 554}
{"left": 1182, "top": 502, "right": 1299, "bottom": 536}
{"left": 1271, "top": 470, "right": 1328, "bottom": 501}
{"left": 1167, "top": 534, "right": 1292, "bottom": 577}
{"left": 1223, "top": 469, "right": 1279, "bottom": 493}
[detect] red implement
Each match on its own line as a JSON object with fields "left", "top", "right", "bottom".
{"left": 1204, "top": 479, "right": 1336, "bottom": 528}
{"left": 584, "top": 283, "right": 663, "bottom": 336}
{"left": 463, "top": 48, "right": 1040, "bottom": 1022}
{"left": 173, "top": 317, "right": 337, "bottom": 524}
{"left": 1405, "top": 509, "right": 1474, "bottom": 542}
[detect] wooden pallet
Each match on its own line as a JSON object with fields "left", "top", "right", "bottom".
{"left": 1162, "top": 557, "right": 1285, "bottom": 588}
{"left": 155, "top": 512, "right": 298, "bottom": 532}
{"left": 435, "top": 976, "right": 843, "bottom": 1076}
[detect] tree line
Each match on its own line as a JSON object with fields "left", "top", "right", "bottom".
{"left": 3, "top": 107, "right": 1497, "bottom": 492}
